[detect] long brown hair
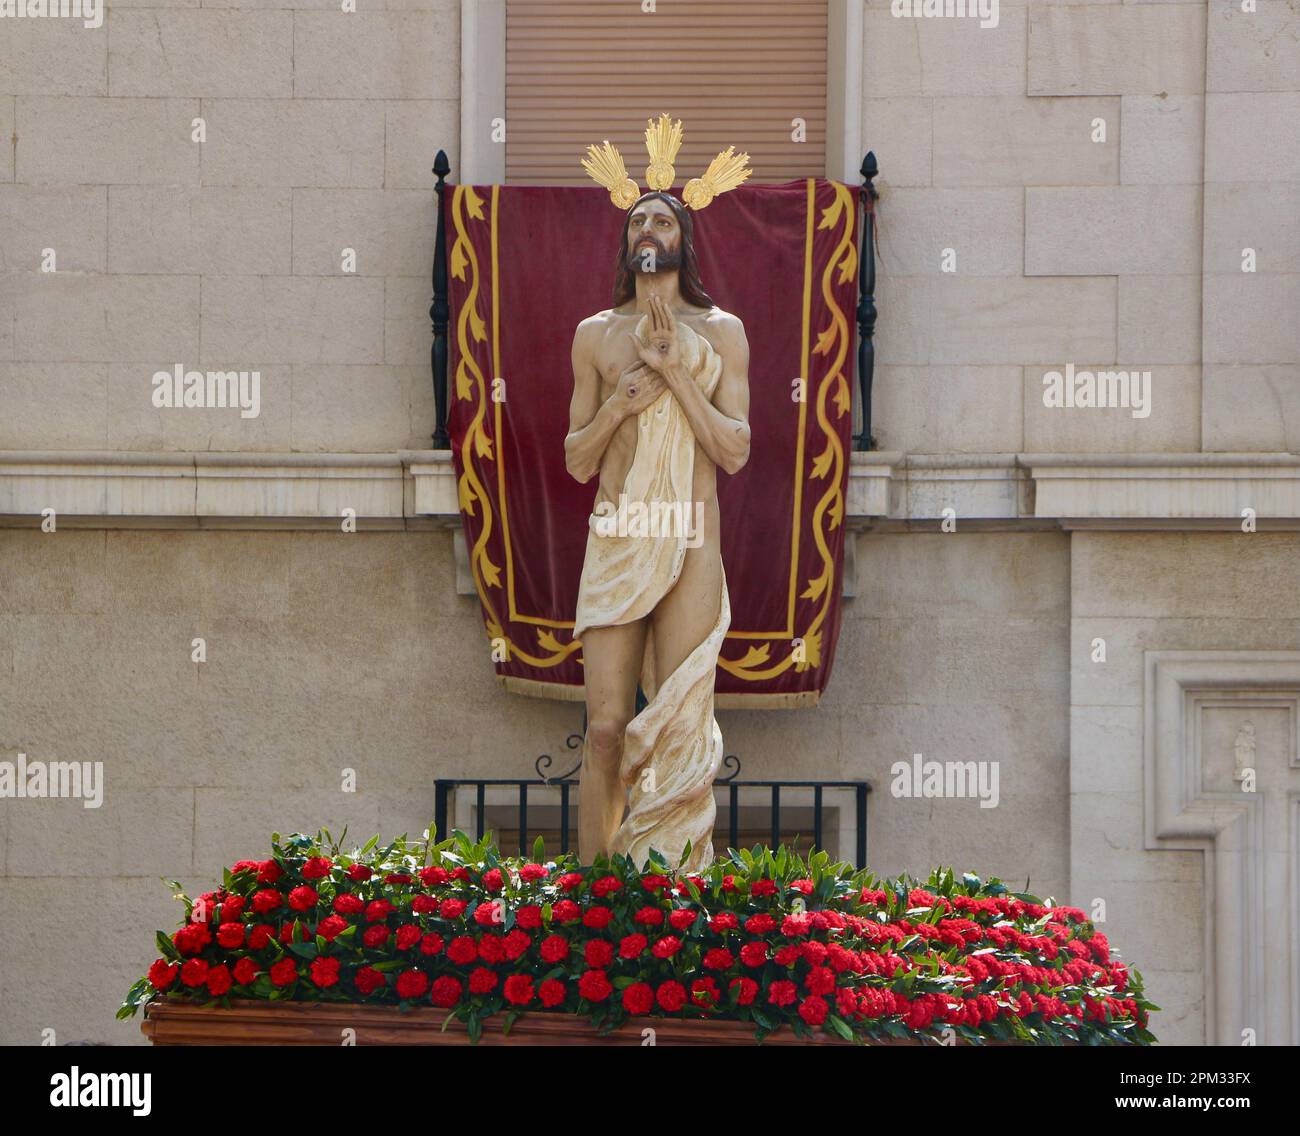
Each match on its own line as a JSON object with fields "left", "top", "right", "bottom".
{"left": 611, "top": 192, "right": 715, "bottom": 310}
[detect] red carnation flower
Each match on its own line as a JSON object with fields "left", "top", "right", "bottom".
{"left": 439, "top": 898, "right": 468, "bottom": 920}
{"left": 355, "top": 967, "right": 386, "bottom": 996}
{"left": 800, "top": 941, "right": 828, "bottom": 966}
{"left": 504, "top": 974, "right": 535, "bottom": 1005}
{"left": 469, "top": 967, "right": 499, "bottom": 995}
{"left": 592, "top": 876, "right": 622, "bottom": 897}
{"left": 474, "top": 901, "right": 503, "bottom": 927}
{"left": 214, "top": 922, "right": 244, "bottom": 949}
{"left": 504, "top": 929, "right": 531, "bottom": 961}
{"left": 365, "top": 899, "right": 394, "bottom": 923}
{"left": 179, "top": 958, "right": 209, "bottom": 988}
{"left": 419, "top": 932, "right": 444, "bottom": 956}
{"left": 287, "top": 886, "right": 318, "bottom": 913}
{"left": 148, "top": 960, "right": 179, "bottom": 991}
{"left": 766, "top": 980, "right": 797, "bottom": 1007}
{"left": 418, "top": 865, "right": 449, "bottom": 887}
{"left": 739, "top": 942, "right": 768, "bottom": 968}
{"left": 395, "top": 924, "right": 422, "bottom": 951}
{"left": 451, "top": 867, "right": 470, "bottom": 881}
{"left": 333, "top": 893, "right": 364, "bottom": 915}
{"left": 799, "top": 995, "right": 829, "bottom": 1027}
{"left": 251, "top": 889, "right": 282, "bottom": 914}
{"left": 219, "top": 896, "right": 245, "bottom": 922}
{"left": 362, "top": 924, "right": 390, "bottom": 948}
{"left": 430, "top": 975, "right": 462, "bottom": 1008}
{"left": 690, "top": 977, "right": 720, "bottom": 1009}
{"left": 744, "top": 913, "right": 777, "bottom": 935}
{"left": 519, "top": 863, "right": 549, "bottom": 882}
{"left": 317, "top": 909, "right": 348, "bottom": 941}
{"left": 539, "top": 934, "right": 569, "bottom": 963}
{"left": 789, "top": 878, "right": 814, "bottom": 895}
{"left": 346, "top": 863, "right": 372, "bottom": 881}
{"left": 310, "top": 957, "right": 341, "bottom": 988}
{"left": 538, "top": 978, "right": 566, "bottom": 1007}
{"left": 583, "top": 906, "right": 614, "bottom": 929}
{"left": 750, "top": 879, "right": 777, "bottom": 897}
{"left": 269, "top": 958, "right": 298, "bottom": 987}
{"left": 584, "top": 939, "right": 615, "bottom": 968}
{"left": 668, "top": 908, "right": 697, "bottom": 931}
{"left": 477, "top": 933, "right": 505, "bottom": 964}
{"left": 411, "top": 895, "right": 438, "bottom": 915}
{"left": 173, "top": 923, "right": 211, "bottom": 955}
{"left": 652, "top": 935, "right": 682, "bottom": 959}
{"left": 384, "top": 873, "right": 412, "bottom": 885}
{"left": 396, "top": 969, "right": 429, "bottom": 999}
{"left": 623, "top": 982, "right": 654, "bottom": 1015}
{"left": 232, "top": 958, "right": 259, "bottom": 986}
{"left": 656, "top": 980, "right": 687, "bottom": 1012}
{"left": 551, "top": 899, "right": 582, "bottom": 924}
{"left": 447, "top": 935, "right": 478, "bottom": 964}
{"left": 516, "top": 905, "right": 543, "bottom": 929}
{"left": 708, "top": 912, "right": 739, "bottom": 932}
{"left": 229, "top": 860, "right": 260, "bottom": 876}
{"left": 482, "top": 868, "right": 505, "bottom": 892}
{"left": 641, "top": 874, "right": 671, "bottom": 892}
{"left": 702, "top": 948, "right": 735, "bottom": 971}
{"left": 556, "top": 872, "right": 583, "bottom": 891}
{"left": 301, "top": 856, "right": 333, "bottom": 880}
{"left": 781, "top": 912, "right": 813, "bottom": 937}
{"left": 256, "top": 860, "right": 283, "bottom": 884}
{"left": 633, "top": 906, "right": 664, "bottom": 926}
{"left": 578, "top": 969, "right": 612, "bottom": 1002}
{"left": 205, "top": 964, "right": 233, "bottom": 997}
{"left": 730, "top": 976, "right": 759, "bottom": 1005}
{"left": 619, "top": 933, "right": 648, "bottom": 959}
{"left": 247, "top": 924, "right": 275, "bottom": 950}
{"left": 805, "top": 965, "right": 836, "bottom": 995}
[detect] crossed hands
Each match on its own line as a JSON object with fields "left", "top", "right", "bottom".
{"left": 615, "top": 293, "right": 681, "bottom": 419}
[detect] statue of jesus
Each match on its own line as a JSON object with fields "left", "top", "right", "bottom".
{"left": 564, "top": 188, "right": 751, "bottom": 872}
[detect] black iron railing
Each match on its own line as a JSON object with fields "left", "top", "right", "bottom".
{"left": 855, "top": 151, "right": 880, "bottom": 451}
{"left": 430, "top": 149, "right": 451, "bottom": 448}
{"left": 434, "top": 741, "right": 871, "bottom": 868}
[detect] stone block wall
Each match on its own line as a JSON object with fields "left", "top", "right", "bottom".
{"left": 0, "top": 4, "right": 460, "bottom": 453}
{"left": 863, "top": 0, "right": 1297, "bottom": 456}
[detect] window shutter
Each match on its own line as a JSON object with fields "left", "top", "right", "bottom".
{"left": 505, "top": 0, "right": 829, "bottom": 185}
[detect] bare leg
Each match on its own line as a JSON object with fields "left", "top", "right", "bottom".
{"left": 578, "top": 619, "right": 647, "bottom": 863}
{"left": 651, "top": 540, "right": 723, "bottom": 681}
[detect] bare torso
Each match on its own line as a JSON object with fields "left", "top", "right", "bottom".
{"left": 582, "top": 302, "right": 735, "bottom": 551}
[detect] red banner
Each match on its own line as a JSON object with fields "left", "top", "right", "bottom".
{"left": 447, "top": 180, "right": 857, "bottom": 707}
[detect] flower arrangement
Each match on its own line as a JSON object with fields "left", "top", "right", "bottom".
{"left": 121, "top": 829, "right": 1158, "bottom": 1045}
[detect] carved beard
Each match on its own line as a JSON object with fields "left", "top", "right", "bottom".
{"left": 627, "top": 236, "right": 682, "bottom": 275}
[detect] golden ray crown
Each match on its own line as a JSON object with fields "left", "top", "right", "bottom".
{"left": 580, "top": 113, "right": 752, "bottom": 211}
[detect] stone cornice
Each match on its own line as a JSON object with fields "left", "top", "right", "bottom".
{"left": 0, "top": 450, "right": 1297, "bottom": 529}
